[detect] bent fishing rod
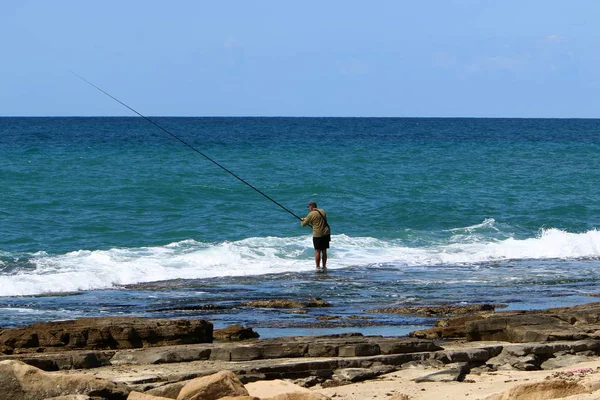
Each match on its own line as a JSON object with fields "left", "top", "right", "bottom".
{"left": 70, "top": 71, "right": 302, "bottom": 221}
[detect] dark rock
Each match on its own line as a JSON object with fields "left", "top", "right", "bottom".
{"left": 410, "top": 314, "right": 489, "bottom": 339}
{"left": 237, "top": 373, "right": 268, "bottom": 384}
{"left": 261, "top": 342, "right": 308, "bottom": 358}
{"left": 486, "top": 350, "right": 540, "bottom": 371}
{"left": 0, "top": 317, "right": 213, "bottom": 354}
{"left": 408, "top": 301, "right": 600, "bottom": 342}
{"left": 209, "top": 346, "right": 234, "bottom": 361}
{"left": 294, "top": 376, "right": 324, "bottom": 388}
{"left": 307, "top": 343, "right": 338, "bottom": 357}
{"left": 482, "top": 340, "right": 600, "bottom": 372}
{"left": 338, "top": 343, "right": 380, "bottom": 357}
{"left": 304, "top": 298, "right": 332, "bottom": 308}
{"left": 13, "top": 350, "right": 114, "bottom": 371}
{"left": 151, "top": 304, "right": 233, "bottom": 312}
{"left": 372, "top": 364, "right": 397, "bottom": 375}
{"left": 72, "top": 351, "right": 115, "bottom": 369}
{"left": 401, "top": 359, "right": 445, "bottom": 370}
{"left": 434, "top": 347, "right": 501, "bottom": 363}
{"left": 213, "top": 325, "right": 260, "bottom": 341}
{"left": 466, "top": 311, "right": 599, "bottom": 343}
{"left": 376, "top": 338, "right": 443, "bottom": 354}
{"left": 368, "top": 304, "right": 503, "bottom": 317}
{"left": 243, "top": 298, "right": 331, "bottom": 309}
{"left": 230, "top": 345, "right": 264, "bottom": 361}
{"left": 110, "top": 346, "right": 212, "bottom": 365}
{"left": 314, "top": 369, "right": 335, "bottom": 378}
{"left": 316, "top": 316, "right": 341, "bottom": 321}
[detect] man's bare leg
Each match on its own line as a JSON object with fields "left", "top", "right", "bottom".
{"left": 315, "top": 249, "right": 321, "bottom": 269}
{"left": 322, "top": 249, "right": 327, "bottom": 269}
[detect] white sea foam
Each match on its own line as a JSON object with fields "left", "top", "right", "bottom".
{"left": 448, "top": 218, "right": 498, "bottom": 232}
{"left": 2, "top": 227, "right": 600, "bottom": 297}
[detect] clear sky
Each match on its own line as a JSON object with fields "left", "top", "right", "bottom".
{"left": 3, "top": 1, "right": 600, "bottom": 117}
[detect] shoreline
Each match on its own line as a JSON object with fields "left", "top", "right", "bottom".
{"left": 3, "top": 301, "right": 600, "bottom": 399}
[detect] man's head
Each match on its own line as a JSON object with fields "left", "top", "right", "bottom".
{"left": 307, "top": 201, "right": 317, "bottom": 210}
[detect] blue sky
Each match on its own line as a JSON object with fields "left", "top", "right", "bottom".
{"left": 3, "top": 1, "right": 600, "bottom": 117}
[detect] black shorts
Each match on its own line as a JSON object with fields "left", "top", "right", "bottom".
{"left": 313, "top": 235, "right": 331, "bottom": 250}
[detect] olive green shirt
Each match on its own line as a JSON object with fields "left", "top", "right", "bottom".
{"left": 301, "top": 208, "right": 330, "bottom": 237}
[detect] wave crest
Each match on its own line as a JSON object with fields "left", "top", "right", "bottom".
{"left": 2, "top": 227, "right": 600, "bottom": 296}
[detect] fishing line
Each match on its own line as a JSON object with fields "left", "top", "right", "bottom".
{"left": 70, "top": 70, "right": 302, "bottom": 221}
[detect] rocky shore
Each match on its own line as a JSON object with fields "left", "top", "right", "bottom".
{"left": 2, "top": 301, "right": 600, "bottom": 399}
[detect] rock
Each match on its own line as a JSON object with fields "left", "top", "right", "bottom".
{"left": 44, "top": 396, "right": 102, "bottom": 400}
{"left": 483, "top": 379, "right": 590, "bottom": 400}
{"left": 225, "top": 344, "right": 265, "bottom": 362}
{"left": 482, "top": 342, "right": 600, "bottom": 372}
{"left": 337, "top": 343, "right": 380, "bottom": 357}
{"left": 151, "top": 305, "right": 233, "bottom": 312}
{"left": 486, "top": 351, "right": 540, "bottom": 371}
{"left": 0, "top": 359, "right": 129, "bottom": 400}
{"left": 401, "top": 359, "right": 445, "bottom": 370}
{"left": 466, "top": 303, "right": 600, "bottom": 343}
{"left": 369, "top": 303, "right": 501, "bottom": 317}
{"left": 243, "top": 299, "right": 307, "bottom": 308}
{"left": 304, "top": 299, "right": 332, "bottom": 308}
{"left": 265, "top": 394, "right": 330, "bottom": 400}
{"left": 540, "top": 354, "right": 594, "bottom": 370}
{"left": 261, "top": 342, "right": 308, "bottom": 358}
{"left": 245, "top": 379, "right": 313, "bottom": 398}
{"left": 413, "top": 363, "right": 468, "bottom": 382}
{"left": 0, "top": 349, "right": 115, "bottom": 371}
{"left": 176, "top": 370, "right": 248, "bottom": 400}
{"left": 73, "top": 351, "right": 115, "bottom": 369}
{"left": 434, "top": 347, "right": 501, "bottom": 363}
{"left": 306, "top": 343, "right": 338, "bottom": 357}
{"left": 110, "top": 346, "right": 212, "bottom": 366}
{"left": 408, "top": 301, "right": 600, "bottom": 342}
{"left": 146, "top": 381, "right": 187, "bottom": 399}
{"left": 0, "top": 344, "right": 14, "bottom": 354}
{"left": 243, "top": 298, "right": 331, "bottom": 309}
{"left": 293, "top": 376, "right": 324, "bottom": 388}
{"left": 128, "top": 392, "right": 174, "bottom": 399}
{"left": 410, "top": 314, "right": 487, "bottom": 339}
{"left": 316, "top": 316, "right": 340, "bottom": 321}
{"left": 218, "top": 397, "right": 260, "bottom": 400}
{"left": 467, "top": 314, "right": 578, "bottom": 342}
{"left": 0, "top": 317, "right": 213, "bottom": 354}
{"left": 332, "top": 367, "right": 376, "bottom": 382}
{"left": 213, "top": 326, "right": 260, "bottom": 341}
{"left": 377, "top": 338, "right": 443, "bottom": 353}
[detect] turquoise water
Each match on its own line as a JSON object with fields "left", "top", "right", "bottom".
{"left": 2, "top": 117, "right": 600, "bottom": 335}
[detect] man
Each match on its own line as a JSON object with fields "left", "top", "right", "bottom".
{"left": 301, "top": 201, "right": 331, "bottom": 270}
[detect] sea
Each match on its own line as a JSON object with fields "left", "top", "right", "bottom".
{"left": 2, "top": 117, "right": 600, "bottom": 338}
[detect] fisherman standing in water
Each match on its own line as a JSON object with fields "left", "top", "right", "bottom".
{"left": 301, "top": 201, "right": 331, "bottom": 270}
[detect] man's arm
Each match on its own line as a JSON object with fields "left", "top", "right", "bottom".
{"left": 301, "top": 213, "right": 312, "bottom": 227}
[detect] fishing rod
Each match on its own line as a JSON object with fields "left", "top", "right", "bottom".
{"left": 70, "top": 70, "right": 302, "bottom": 221}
